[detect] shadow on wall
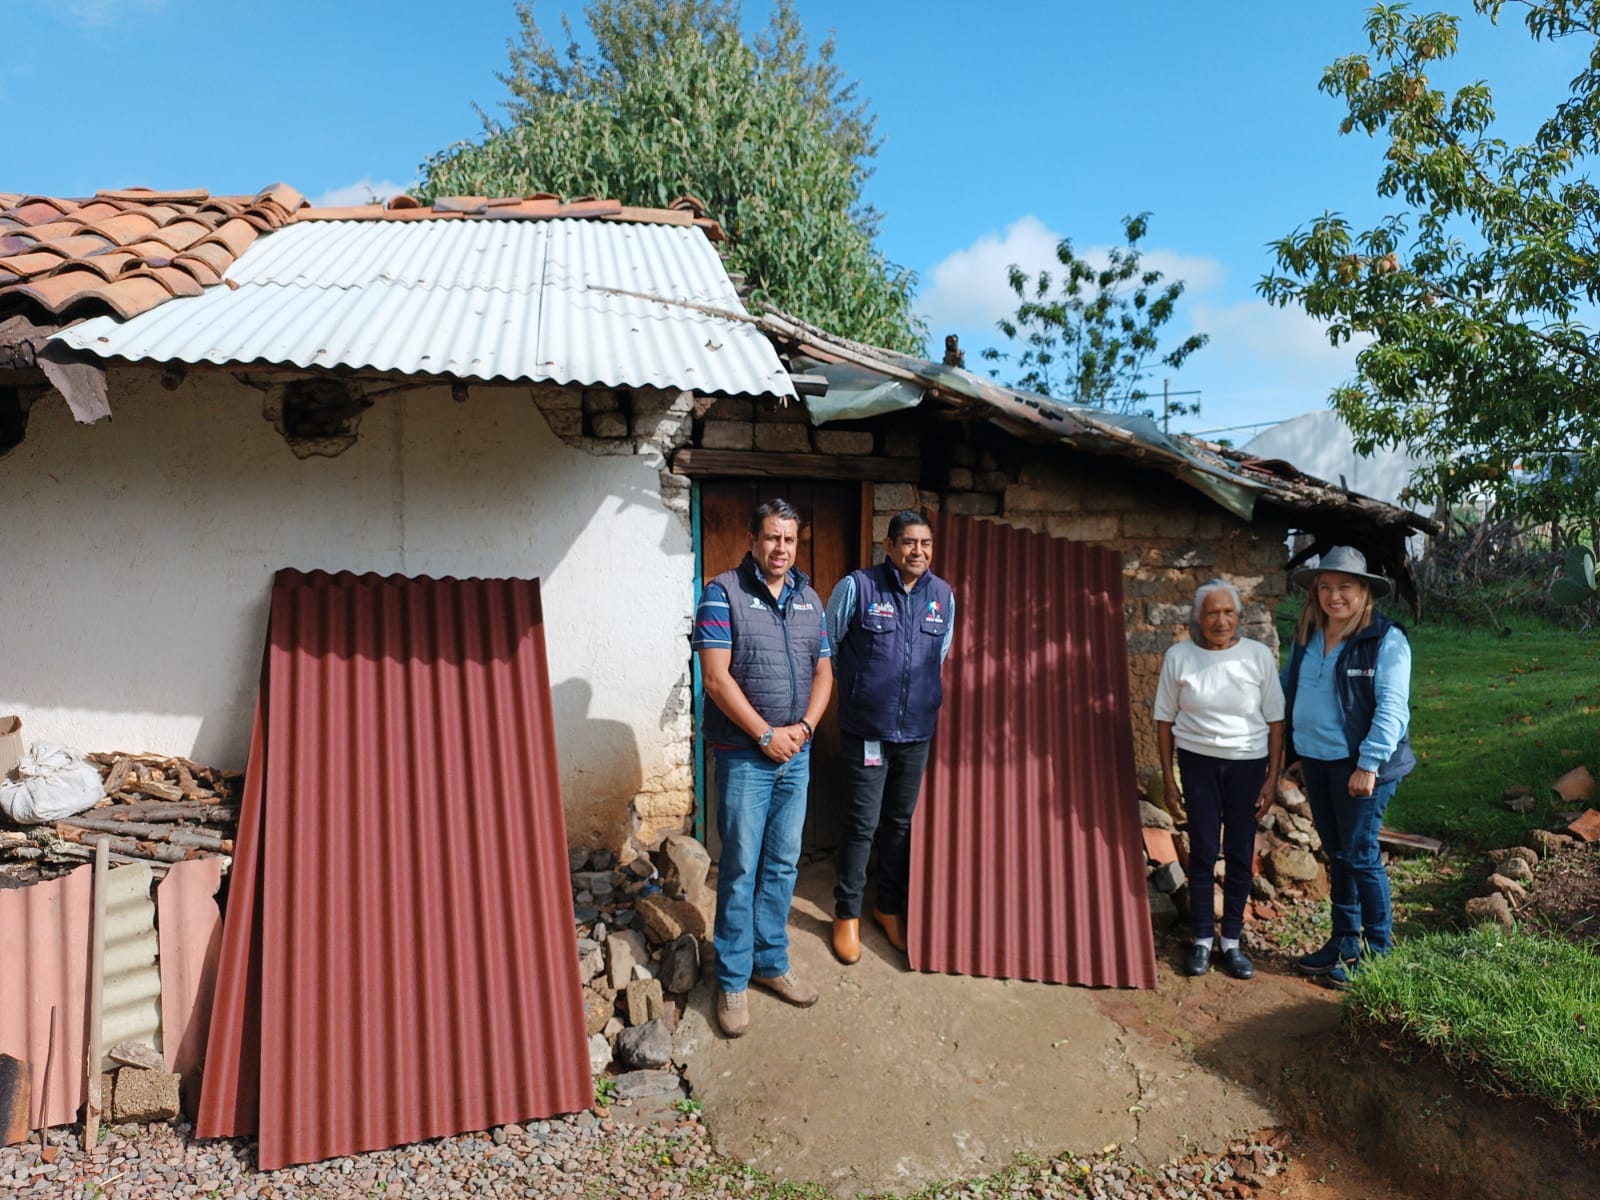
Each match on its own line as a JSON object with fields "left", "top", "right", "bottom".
{"left": 551, "top": 678, "right": 641, "bottom": 849}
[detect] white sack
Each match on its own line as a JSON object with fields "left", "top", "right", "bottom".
{"left": 0, "top": 740, "right": 103, "bottom": 823}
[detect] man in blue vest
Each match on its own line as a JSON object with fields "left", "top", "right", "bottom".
{"left": 825, "top": 509, "right": 956, "bottom": 964}
{"left": 693, "top": 498, "right": 833, "bottom": 1037}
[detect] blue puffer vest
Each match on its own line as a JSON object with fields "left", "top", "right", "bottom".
{"left": 835, "top": 560, "right": 953, "bottom": 743}
{"left": 1283, "top": 611, "right": 1416, "bottom": 784}
{"left": 703, "top": 554, "right": 828, "bottom": 750}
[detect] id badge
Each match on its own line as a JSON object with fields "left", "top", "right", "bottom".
{"left": 864, "top": 739, "right": 883, "bottom": 767}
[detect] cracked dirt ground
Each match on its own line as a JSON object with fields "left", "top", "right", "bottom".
{"left": 677, "top": 861, "right": 1307, "bottom": 1197}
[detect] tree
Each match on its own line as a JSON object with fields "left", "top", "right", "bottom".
{"left": 1259, "top": 1, "right": 1600, "bottom": 533}
{"left": 980, "top": 212, "right": 1208, "bottom": 418}
{"left": 419, "top": 0, "right": 922, "bottom": 352}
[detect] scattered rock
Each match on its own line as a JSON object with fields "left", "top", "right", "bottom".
{"left": 1527, "top": 828, "right": 1575, "bottom": 857}
{"left": 587, "top": 1033, "right": 612, "bottom": 1075}
{"left": 108, "top": 1040, "right": 164, "bottom": 1072}
{"left": 1142, "top": 826, "right": 1178, "bottom": 866}
{"left": 1492, "top": 845, "right": 1538, "bottom": 869}
{"left": 607, "top": 929, "right": 648, "bottom": 989}
{"left": 616, "top": 1020, "right": 674, "bottom": 1070}
{"left": 658, "top": 933, "right": 700, "bottom": 994}
{"left": 567, "top": 846, "right": 589, "bottom": 874}
{"left": 1139, "top": 800, "right": 1176, "bottom": 831}
{"left": 1250, "top": 873, "right": 1278, "bottom": 902}
{"left": 1503, "top": 784, "right": 1538, "bottom": 813}
{"left": 1149, "top": 860, "right": 1184, "bottom": 893}
{"left": 572, "top": 870, "right": 614, "bottom": 897}
{"left": 1569, "top": 807, "right": 1600, "bottom": 842}
{"left": 578, "top": 946, "right": 606, "bottom": 984}
{"left": 611, "top": 1069, "right": 683, "bottom": 1101}
{"left": 1146, "top": 884, "right": 1178, "bottom": 926}
{"left": 1551, "top": 766, "right": 1595, "bottom": 805}
{"left": 583, "top": 989, "right": 614, "bottom": 1036}
{"left": 636, "top": 894, "right": 707, "bottom": 945}
{"left": 1265, "top": 846, "right": 1320, "bottom": 884}
{"left": 626, "top": 978, "right": 665, "bottom": 1027}
{"left": 1465, "top": 892, "right": 1514, "bottom": 930}
{"left": 1277, "top": 779, "right": 1311, "bottom": 817}
{"left": 587, "top": 848, "right": 617, "bottom": 872}
{"left": 111, "top": 1069, "right": 181, "bottom": 1123}
{"left": 1486, "top": 873, "right": 1529, "bottom": 905}
{"left": 662, "top": 833, "right": 711, "bottom": 905}
{"left": 1496, "top": 856, "right": 1534, "bottom": 883}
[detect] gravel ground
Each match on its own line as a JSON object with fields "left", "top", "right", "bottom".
{"left": 0, "top": 1104, "right": 1292, "bottom": 1200}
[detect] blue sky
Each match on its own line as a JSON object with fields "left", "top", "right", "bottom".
{"left": 5, "top": 0, "right": 1579, "bottom": 439}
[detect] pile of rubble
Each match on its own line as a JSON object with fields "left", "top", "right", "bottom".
{"left": 0, "top": 752, "right": 240, "bottom": 884}
{"left": 567, "top": 832, "right": 716, "bottom": 1104}
{"left": 1140, "top": 773, "right": 1335, "bottom": 940}
{"left": 1467, "top": 771, "right": 1600, "bottom": 930}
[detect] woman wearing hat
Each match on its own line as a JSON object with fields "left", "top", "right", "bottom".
{"left": 1153, "top": 579, "right": 1284, "bottom": 980}
{"left": 1282, "top": 546, "right": 1415, "bottom": 988}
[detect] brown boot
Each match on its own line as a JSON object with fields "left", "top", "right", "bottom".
{"left": 832, "top": 917, "right": 861, "bottom": 965}
{"left": 716, "top": 989, "right": 749, "bottom": 1037}
{"left": 872, "top": 909, "right": 907, "bottom": 952}
{"left": 751, "top": 968, "right": 818, "bottom": 1007}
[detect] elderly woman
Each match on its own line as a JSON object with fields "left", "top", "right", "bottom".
{"left": 1154, "top": 579, "right": 1284, "bottom": 980}
{"left": 1282, "top": 546, "right": 1414, "bottom": 988}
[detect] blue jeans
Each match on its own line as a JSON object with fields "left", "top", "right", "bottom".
{"left": 1299, "top": 757, "right": 1397, "bottom": 955}
{"left": 1177, "top": 749, "right": 1266, "bottom": 942}
{"left": 713, "top": 748, "right": 811, "bottom": 991}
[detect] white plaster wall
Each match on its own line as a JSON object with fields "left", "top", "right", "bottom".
{"left": 0, "top": 370, "right": 694, "bottom": 845}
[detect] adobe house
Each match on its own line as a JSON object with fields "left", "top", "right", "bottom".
{"left": 0, "top": 185, "right": 1432, "bottom": 856}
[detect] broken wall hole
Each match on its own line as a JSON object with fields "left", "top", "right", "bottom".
{"left": 0, "top": 387, "right": 31, "bottom": 458}
{"left": 260, "top": 377, "right": 373, "bottom": 458}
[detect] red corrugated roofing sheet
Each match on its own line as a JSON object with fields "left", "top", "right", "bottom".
{"left": 909, "top": 514, "right": 1157, "bottom": 990}
{"left": 196, "top": 571, "right": 592, "bottom": 1168}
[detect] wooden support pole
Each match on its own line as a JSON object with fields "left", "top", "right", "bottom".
{"left": 84, "top": 837, "right": 107, "bottom": 1153}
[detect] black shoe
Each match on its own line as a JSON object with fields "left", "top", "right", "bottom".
{"left": 1183, "top": 942, "right": 1212, "bottom": 976}
{"left": 1218, "top": 947, "right": 1255, "bottom": 980}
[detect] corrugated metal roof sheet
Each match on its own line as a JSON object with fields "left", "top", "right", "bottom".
{"left": 57, "top": 218, "right": 794, "bottom": 398}
{"left": 157, "top": 857, "right": 224, "bottom": 1084}
{"left": 909, "top": 514, "right": 1158, "bottom": 990}
{"left": 197, "top": 570, "right": 592, "bottom": 1169}
{"left": 0, "top": 866, "right": 93, "bottom": 1129}
{"left": 101, "top": 863, "right": 162, "bottom": 1066}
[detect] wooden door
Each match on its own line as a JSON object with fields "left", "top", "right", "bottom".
{"left": 698, "top": 481, "right": 863, "bottom": 853}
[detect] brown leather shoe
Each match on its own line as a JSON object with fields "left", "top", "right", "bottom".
{"left": 752, "top": 967, "right": 819, "bottom": 1007}
{"left": 716, "top": 989, "right": 749, "bottom": 1037}
{"left": 832, "top": 917, "right": 861, "bottom": 965}
{"left": 872, "top": 909, "right": 907, "bottom": 952}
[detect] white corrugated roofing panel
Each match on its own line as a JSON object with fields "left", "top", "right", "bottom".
{"left": 56, "top": 218, "right": 793, "bottom": 398}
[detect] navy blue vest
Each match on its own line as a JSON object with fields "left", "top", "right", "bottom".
{"left": 703, "top": 554, "right": 827, "bottom": 750}
{"left": 1284, "top": 612, "right": 1416, "bottom": 784}
{"left": 835, "top": 560, "right": 953, "bottom": 743}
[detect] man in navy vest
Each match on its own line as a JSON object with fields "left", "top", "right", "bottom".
{"left": 693, "top": 498, "right": 833, "bottom": 1037}
{"left": 825, "top": 509, "right": 956, "bottom": 964}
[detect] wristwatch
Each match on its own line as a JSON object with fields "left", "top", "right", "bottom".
{"left": 758, "top": 727, "right": 775, "bottom": 748}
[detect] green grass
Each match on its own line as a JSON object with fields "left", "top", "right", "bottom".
{"left": 1346, "top": 927, "right": 1600, "bottom": 1137}
{"left": 1275, "top": 598, "right": 1600, "bottom": 848}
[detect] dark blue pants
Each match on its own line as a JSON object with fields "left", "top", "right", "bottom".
{"left": 1299, "top": 757, "right": 1397, "bottom": 955}
{"left": 1177, "top": 749, "right": 1267, "bottom": 942}
{"left": 833, "top": 734, "right": 931, "bottom": 919}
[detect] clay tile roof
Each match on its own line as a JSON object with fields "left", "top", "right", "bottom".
{"left": 0, "top": 183, "right": 725, "bottom": 332}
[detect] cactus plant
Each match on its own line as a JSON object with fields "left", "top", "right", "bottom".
{"left": 1550, "top": 544, "right": 1597, "bottom": 606}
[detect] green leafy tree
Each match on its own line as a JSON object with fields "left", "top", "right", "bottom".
{"left": 1260, "top": 1, "right": 1600, "bottom": 530}
{"left": 980, "top": 212, "right": 1208, "bottom": 417}
{"left": 419, "top": 0, "right": 922, "bottom": 352}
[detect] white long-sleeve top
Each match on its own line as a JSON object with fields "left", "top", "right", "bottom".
{"left": 1152, "top": 637, "right": 1285, "bottom": 760}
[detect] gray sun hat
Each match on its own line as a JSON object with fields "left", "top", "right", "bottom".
{"left": 1289, "top": 545, "right": 1391, "bottom": 598}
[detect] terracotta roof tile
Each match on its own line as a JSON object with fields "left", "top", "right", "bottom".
{"left": 1, "top": 184, "right": 727, "bottom": 328}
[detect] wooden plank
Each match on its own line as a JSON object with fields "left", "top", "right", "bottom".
{"left": 673, "top": 448, "right": 920, "bottom": 483}
{"left": 1377, "top": 827, "right": 1443, "bottom": 856}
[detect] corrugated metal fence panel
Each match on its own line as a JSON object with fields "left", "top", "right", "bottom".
{"left": 157, "top": 857, "right": 224, "bottom": 1082}
{"left": 101, "top": 863, "right": 162, "bottom": 1065}
{"left": 57, "top": 218, "right": 794, "bottom": 398}
{"left": 909, "top": 514, "right": 1157, "bottom": 990}
{"left": 0, "top": 866, "right": 92, "bottom": 1128}
{"left": 198, "top": 571, "right": 591, "bottom": 1168}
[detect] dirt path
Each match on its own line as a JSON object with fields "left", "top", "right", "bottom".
{"left": 679, "top": 861, "right": 1424, "bottom": 1198}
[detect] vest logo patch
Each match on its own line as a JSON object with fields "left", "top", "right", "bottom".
{"left": 925, "top": 599, "right": 945, "bottom": 623}
{"left": 1346, "top": 668, "right": 1375, "bottom": 677}
{"left": 750, "top": 597, "right": 766, "bottom": 609}
{"left": 791, "top": 601, "right": 815, "bottom": 611}
{"left": 867, "top": 601, "right": 897, "bottom": 618}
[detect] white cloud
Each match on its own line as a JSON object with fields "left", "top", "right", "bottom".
{"left": 1189, "top": 298, "right": 1371, "bottom": 384}
{"left": 310, "top": 179, "right": 412, "bottom": 208}
{"left": 916, "top": 215, "right": 1226, "bottom": 337}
